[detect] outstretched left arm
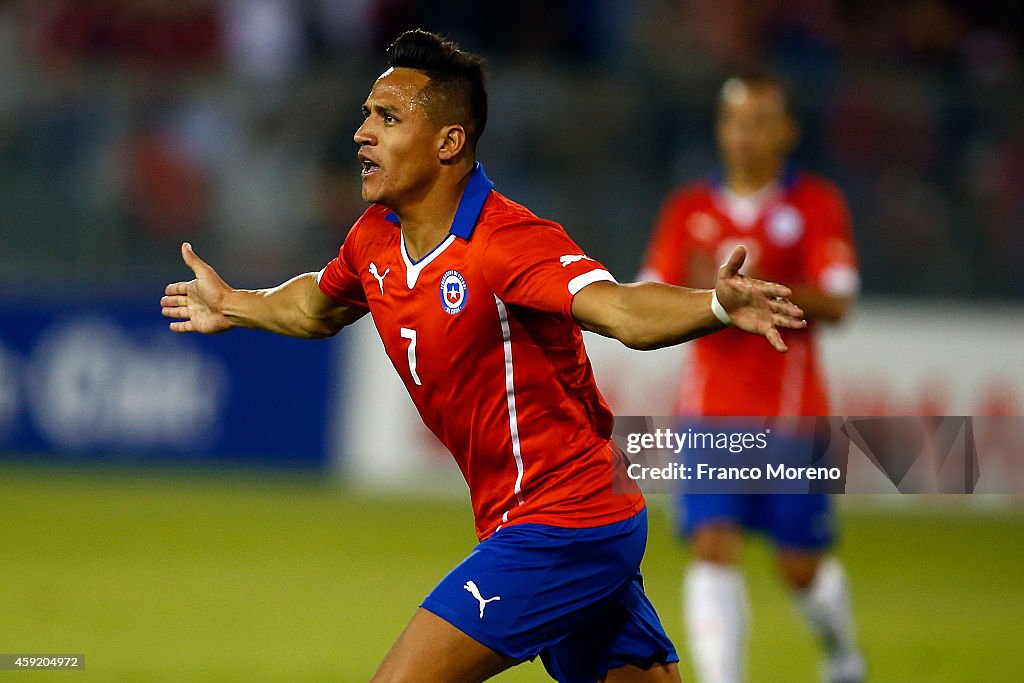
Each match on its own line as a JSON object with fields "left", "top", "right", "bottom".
{"left": 571, "top": 245, "right": 806, "bottom": 352}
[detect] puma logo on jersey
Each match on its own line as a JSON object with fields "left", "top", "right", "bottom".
{"left": 463, "top": 580, "right": 501, "bottom": 619}
{"left": 560, "top": 254, "right": 593, "bottom": 267}
{"left": 369, "top": 262, "right": 390, "bottom": 295}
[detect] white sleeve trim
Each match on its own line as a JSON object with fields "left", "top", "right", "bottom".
{"left": 315, "top": 267, "right": 326, "bottom": 285}
{"left": 567, "top": 268, "right": 617, "bottom": 295}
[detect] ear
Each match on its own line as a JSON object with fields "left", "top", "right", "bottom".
{"left": 438, "top": 124, "right": 468, "bottom": 162}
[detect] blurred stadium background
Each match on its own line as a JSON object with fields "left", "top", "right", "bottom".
{"left": 1, "top": 1, "right": 1022, "bottom": 681}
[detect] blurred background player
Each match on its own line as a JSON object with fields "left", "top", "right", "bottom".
{"left": 639, "top": 73, "right": 865, "bottom": 683}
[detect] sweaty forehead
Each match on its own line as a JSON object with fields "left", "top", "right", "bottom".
{"left": 367, "top": 67, "right": 431, "bottom": 109}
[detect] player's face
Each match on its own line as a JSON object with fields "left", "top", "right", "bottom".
{"left": 354, "top": 67, "right": 444, "bottom": 208}
{"left": 716, "top": 82, "right": 796, "bottom": 177}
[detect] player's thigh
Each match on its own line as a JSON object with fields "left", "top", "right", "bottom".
{"left": 372, "top": 608, "right": 518, "bottom": 683}
{"left": 690, "top": 521, "right": 743, "bottom": 564}
{"left": 677, "top": 493, "right": 749, "bottom": 564}
{"left": 604, "top": 661, "right": 681, "bottom": 682}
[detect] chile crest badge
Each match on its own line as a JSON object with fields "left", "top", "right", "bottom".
{"left": 440, "top": 270, "right": 468, "bottom": 314}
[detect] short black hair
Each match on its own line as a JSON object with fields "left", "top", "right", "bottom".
{"left": 385, "top": 29, "right": 488, "bottom": 153}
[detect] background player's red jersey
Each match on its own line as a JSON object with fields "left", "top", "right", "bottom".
{"left": 641, "top": 169, "right": 859, "bottom": 417}
{"left": 319, "top": 164, "right": 644, "bottom": 540}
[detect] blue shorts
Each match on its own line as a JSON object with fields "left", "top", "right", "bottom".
{"left": 678, "top": 493, "right": 835, "bottom": 550}
{"left": 421, "top": 508, "right": 678, "bottom": 682}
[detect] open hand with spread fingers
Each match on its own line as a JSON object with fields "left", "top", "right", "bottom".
{"left": 160, "top": 242, "right": 233, "bottom": 334}
{"left": 713, "top": 245, "right": 807, "bottom": 352}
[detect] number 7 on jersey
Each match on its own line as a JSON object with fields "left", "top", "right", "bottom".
{"left": 400, "top": 327, "right": 423, "bottom": 386}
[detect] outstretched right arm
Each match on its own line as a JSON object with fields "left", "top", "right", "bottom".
{"left": 160, "top": 243, "right": 365, "bottom": 338}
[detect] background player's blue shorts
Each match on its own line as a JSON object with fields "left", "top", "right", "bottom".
{"left": 421, "top": 507, "right": 678, "bottom": 682}
{"left": 675, "top": 419, "right": 837, "bottom": 549}
{"left": 677, "top": 493, "right": 835, "bottom": 549}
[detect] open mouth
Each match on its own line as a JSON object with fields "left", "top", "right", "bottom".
{"left": 360, "top": 159, "right": 380, "bottom": 178}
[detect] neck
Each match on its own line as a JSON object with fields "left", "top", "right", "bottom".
{"left": 725, "top": 161, "right": 785, "bottom": 196}
{"left": 396, "top": 161, "right": 475, "bottom": 261}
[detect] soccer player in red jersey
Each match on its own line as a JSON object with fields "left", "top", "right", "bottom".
{"left": 640, "top": 73, "right": 865, "bottom": 683}
{"left": 161, "top": 32, "right": 805, "bottom": 683}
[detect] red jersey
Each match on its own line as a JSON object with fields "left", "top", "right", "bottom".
{"left": 641, "top": 169, "right": 859, "bottom": 417}
{"left": 319, "top": 163, "right": 644, "bottom": 540}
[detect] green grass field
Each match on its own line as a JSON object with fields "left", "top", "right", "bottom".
{"left": 1, "top": 464, "right": 1022, "bottom": 682}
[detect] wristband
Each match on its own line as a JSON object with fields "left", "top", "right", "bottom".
{"left": 710, "top": 290, "right": 732, "bottom": 326}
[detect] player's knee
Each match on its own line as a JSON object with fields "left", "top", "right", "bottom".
{"left": 777, "top": 551, "right": 821, "bottom": 589}
{"left": 690, "top": 524, "right": 742, "bottom": 565}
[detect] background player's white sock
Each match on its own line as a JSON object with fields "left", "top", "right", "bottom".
{"left": 793, "top": 557, "right": 865, "bottom": 683}
{"left": 684, "top": 560, "right": 749, "bottom": 683}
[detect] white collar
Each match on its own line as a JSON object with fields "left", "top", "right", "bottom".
{"left": 717, "top": 181, "right": 782, "bottom": 228}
